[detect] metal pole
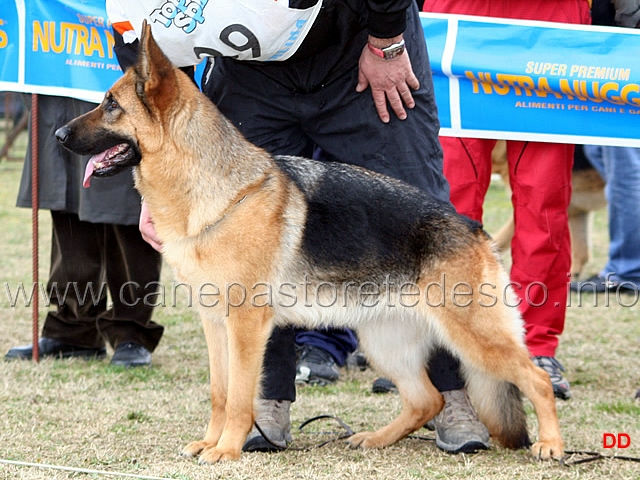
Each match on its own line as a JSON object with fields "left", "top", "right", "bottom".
{"left": 30, "top": 94, "right": 39, "bottom": 363}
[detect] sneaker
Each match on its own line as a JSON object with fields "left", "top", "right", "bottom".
{"left": 295, "top": 345, "right": 340, "bottom": 386}
{"left": 5, "top": 337, "right": 106, "bottom": 361}
{"left": 531, "top": 356, "right": 571, "bottom": 400}
{"left": 243, "top": 399, "right": 292, "bottom": 452}
{"left": 372, "top": 377, "right": 398, "bottom": 394}
{"left": 570, "top": 274, "right": 638, "bottom": 295}
{"left": 434, "top": 389, "right": 490, "bottom": 454}
{"left": 110, "top": 342, "right": 152, "bottom": 367}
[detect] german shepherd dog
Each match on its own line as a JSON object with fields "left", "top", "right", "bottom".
{"left": 55, "top": 23, "right": 563, "bottom": 464}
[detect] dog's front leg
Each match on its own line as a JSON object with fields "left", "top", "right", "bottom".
{"left": 197, "top": 306, "right": 274, "bottom": 463}
{"left": 182, "top": 317, "right": 228, "bottom": 459}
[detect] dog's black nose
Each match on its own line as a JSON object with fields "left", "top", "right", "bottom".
{"left": 55, "top": 126, "right": 71, "bottom": 144}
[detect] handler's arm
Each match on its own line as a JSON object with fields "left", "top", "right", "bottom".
{"left": 357, "top": 0, "right": 420, "bottom": 123}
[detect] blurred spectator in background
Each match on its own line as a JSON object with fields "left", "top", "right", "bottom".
{"left": 571, "top": 0, "right": 640, "bottom": 298}
{"left": 5, "top": 95, "right": 164, "bottom": 367}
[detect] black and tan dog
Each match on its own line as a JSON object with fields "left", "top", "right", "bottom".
{"left": 55, "top": 23, "right": 563, "bottom": 464}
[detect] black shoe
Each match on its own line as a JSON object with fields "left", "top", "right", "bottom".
{"left": 5, "top": 337, "right": 106, "bottom": 361}
{"left": 372, "top": 377, "right": 398, "bottom": 394}
{"left": 295, "top": 345, "right": 340, "bottom": 386}
{"left": 570, "top": 274, "right": 639, "bottom": 295}
{"left": 110, "top": 342, "right": 152, "bottom": 367}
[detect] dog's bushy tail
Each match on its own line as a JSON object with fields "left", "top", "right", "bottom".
{"left": 466, "top": 372, "right": 531, "bottom": 449}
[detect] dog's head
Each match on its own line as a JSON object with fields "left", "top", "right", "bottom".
{"left": 55, "top": 20, "right": 181, "bottom": 186}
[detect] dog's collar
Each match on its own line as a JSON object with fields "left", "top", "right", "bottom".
{"left": 202, "top": 173, "right": 273, "bottom": 233}
{"left": 203, "top": 195, "right": 247, "bottom": 233}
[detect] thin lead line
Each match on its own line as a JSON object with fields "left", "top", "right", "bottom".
{"left": 0, "top": 458, "right": 175, "bottom": 480}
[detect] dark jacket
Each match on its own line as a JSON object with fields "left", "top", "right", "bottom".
{"left": 16, "top": 94, "right": 142, "bottom": 225}
{"left": 113, "top": 0, "right": 416, "bottom": 93}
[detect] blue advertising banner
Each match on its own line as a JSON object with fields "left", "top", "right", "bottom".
{"left": 0, "top": 0, "right": 122, "bottom": 103}
{"left": 1, "top": 3, "right": 640, "bottom": 146}
{"left": 0, "top": 1, "right": 20, "bottom": 85}
{"left": 424, "top": 13, "right": 640, "bottom": 147}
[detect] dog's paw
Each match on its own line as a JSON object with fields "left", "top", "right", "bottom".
{"left": 531, "top": 439, "right": 564, "bottom": 460}
{"left": 198, "top": 446, "right": 241, "bottom": 464}
{"left": 181, "top": 440, "right": 212, "bottom": 458}
{"left": 347, "top": 432, "right": 384, "bottom": 449}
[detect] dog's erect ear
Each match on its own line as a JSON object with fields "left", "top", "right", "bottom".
{"left": 135, "top": 20, "right": 177, "bottom": 115}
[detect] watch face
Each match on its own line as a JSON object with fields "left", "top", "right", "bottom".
{"left": 382, "top": 40, "right": 405, "bottom": 60}
{"left": 368, "top": 40, "right": 405, "bottom": 59}
{"left": 383, "top": 46, "right": 404, "bottom": 59}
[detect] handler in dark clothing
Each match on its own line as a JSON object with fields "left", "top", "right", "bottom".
{"left": 5, "top": 94, "right": 164, "bottom": 367}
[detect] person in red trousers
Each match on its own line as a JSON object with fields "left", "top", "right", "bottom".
{"left": 422, "top": 0, "right": 593, "bottom": 400}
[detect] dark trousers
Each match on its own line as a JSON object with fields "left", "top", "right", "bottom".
{"left": 203, "top": 2, "right": 464, "bottom": 400}
{"left": 41, "top": 211, "right": 164, "bottom": 352}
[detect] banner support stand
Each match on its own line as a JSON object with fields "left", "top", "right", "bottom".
{"left": 30, "top": 93, "right": 39, "bottom": 363}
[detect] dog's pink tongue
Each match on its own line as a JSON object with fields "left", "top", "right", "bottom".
{"left": 83, "top": 151, "right": 107, "bottom": 188}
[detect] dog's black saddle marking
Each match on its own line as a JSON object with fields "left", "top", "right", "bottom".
{"left": 274, "top": 156, "right": 480, "bottom": 283}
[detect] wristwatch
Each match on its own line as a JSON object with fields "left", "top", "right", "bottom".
{"left": 367, "top": 39, "right": 406, "bottom": 60}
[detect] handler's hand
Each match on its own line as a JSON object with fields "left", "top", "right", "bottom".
{"left": 356, "top": 35, "right": 420, "bottom": 123}
{"left": 140, "top": 200, "right": 163, "bottom": 252}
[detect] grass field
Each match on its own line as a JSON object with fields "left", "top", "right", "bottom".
{"left": 0, "top": 135, "right": 639, "bottom": 479}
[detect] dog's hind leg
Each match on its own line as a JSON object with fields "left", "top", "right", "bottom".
{"left": 465, "top": 347, "right": 562, "bottom": 459}
{"left": 182, "top": 317, "right": 228, "bottom": 458}
{"left": 197, "top": 306, "right": 274, "bottom": 463}
{"left": 438, "top": 301, "right": 563, "bottom": 459}
{"left": 349, "top": 316, "right": 444, "bottom": 448}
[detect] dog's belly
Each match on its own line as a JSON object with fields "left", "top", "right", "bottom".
{"left": 272, "top": 295, "right": 382, "bottom": 330}
{"left": 270, "top": 279, "right": 428, "bottom": 331}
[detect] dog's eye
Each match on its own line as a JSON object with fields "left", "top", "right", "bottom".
{"left": 106, "top": 98, "right": 120, "bottom": 111}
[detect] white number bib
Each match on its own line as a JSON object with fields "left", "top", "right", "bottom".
{"left": 107, "top": 0, "right": 323, "bottom": 66}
